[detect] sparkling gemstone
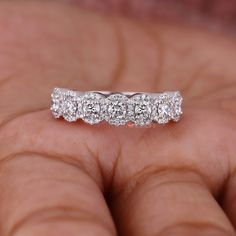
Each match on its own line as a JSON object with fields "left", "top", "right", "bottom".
{"left": 62, "top": 91, "right": 80, "bottom": 122}
{"left": 158, "top": 103, "right": 172, "bottom": 123}
{"left": 51, "top": 100, "right": 61, "bottom": 118}
{"left": 51, "top": 88, "right": 64, "bottom": 118}
{"left": 154, "top": 93, "right": 172, "bottom": 124}
{"left": 130, "top": 94, "right": 152, "bottom": 126}
{"left": 171, "top": 92, "right": 183, "bottom": 122}
{"left": 83, "top": 103, "right": 100, "bottom": 115}
{"left": 81, "top": 92, "right": 104, "bottom": 124}
{"left": 153, "top": 92, "right": 183, "bottom": 124}
{"left": 105, "top": 94, "right": 129, "bottom": 126}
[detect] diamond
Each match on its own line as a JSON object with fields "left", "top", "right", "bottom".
{"left": 171, "top": 92, "right": 183, "bottom": 122}
{"left": 130, "top": 94, "right": 152, "bottom": 126}
{"left": 61, "top": 90, "right": 80, "bottom": 122}
{"left": 153, "top": 93, "right": 173, "bottom": 124}
{"left": 153, "top": 92, "right": 183, "bottom": 124}
{"left": 81, "top": 92, "right": 105, "bottom": 125}
{"left": 51, "top": 88, "right": 64, "bottom": 118}
{"left": 104, "top": 94, "right": 129, "bottom": 126}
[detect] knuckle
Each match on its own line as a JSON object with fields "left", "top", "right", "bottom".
{"left": 158, "top": 222, "right": 235, "bottom": 236}
{"left": 9, "top": 206, "right": 113, "bottom": 236}
{"left": 114, "top": 166, "right": 209, "bottom": 199}
{"left": 0, "top": 110, "right": 102, "bottom": 183}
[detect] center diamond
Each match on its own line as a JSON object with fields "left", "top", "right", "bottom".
{"left": 108, "top": 102, "right": 126, "bottom": 119}
{"left": 51, "top": 88, "right": 64, "bottom": 119}
{"left": 154, "top": 93, "right": 173, "bottom": 124}
{"left": 83, "top": 102, "right": 100, "bottom": 116}
{"left": 105, "top": 94, "right": 129, "bottom": 126}
{"left": 158, "top": 103, "right": 171, "bottom": 117}
{"left": 81, "top": 92, "right": 104, "bottom": 124}
{"left": 61, "top": 91, "right": 80, "bottom": 122}
{"left": 171, "top": 92, "right": 183, "bottom": 122}
{"left": 131, "top": 94, "right": 152, "bottom": 126}
{"left": 153, "top": 92, "right": 183, "bottom": 124}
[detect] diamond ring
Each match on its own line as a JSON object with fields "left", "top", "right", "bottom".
{"left": 51, "top": 88, "right": 183, "bottom": 126}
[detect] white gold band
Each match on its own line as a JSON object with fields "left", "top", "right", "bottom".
{"left": 51, "top": 88, "right": 183, "bottom": 126}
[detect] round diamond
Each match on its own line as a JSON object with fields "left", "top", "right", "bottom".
{"left": 51, "top": 88, "right": 64, "bottom": 118}
{"left": 153, "top": 92, "right": 183, "bottom": 124}
{"left": 171, "top": 92, "right": 183, "bottom": 122}
{"left": 153, "top": 93, "right": 173, "bottom": 124}
{"left": 51, "top": 100, "right": 61, "bottom": 118}
{"left": 81, "top": 92, "right": 104, "bottom": 125}
{"left": 130, "top": 94, "right": 152, "bottom": 126}
{"left": 62, "top": 91, "right": 80, "bottom": 122}
{"left": 105, "top": 94, "right": 129, "bottom": 126}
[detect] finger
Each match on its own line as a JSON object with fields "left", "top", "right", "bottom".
{"left": 0, "top": 152, "right": 116, "bottom": 236}
{"left": 1, "top": 104, "right": 235, "bottom": 235}
{"left": 102, "top": 104, "right": 236, "bottom": 236}
{"left": 1, "top": 1, "right": 236, "bottom": 125}
{"left": 111, "top": 170, "right": 235, "bottom": 236}
{"left": 0, "top": 1, "right": 161, "bottom": 123}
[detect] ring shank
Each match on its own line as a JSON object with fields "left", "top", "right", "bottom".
{"left": 63, "top": 89, "right": 179, "bottom": 98}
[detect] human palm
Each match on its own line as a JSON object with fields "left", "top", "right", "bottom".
{"left": 0, "top": 1, "right": 236, "bottom": 236}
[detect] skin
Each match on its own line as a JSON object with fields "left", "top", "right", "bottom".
{"left": 0, "top": 1, "right": 236, "bottom": 235}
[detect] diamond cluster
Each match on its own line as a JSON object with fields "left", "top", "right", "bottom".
{"left": 51, "top": 88, "right": 183, "bottom": 126}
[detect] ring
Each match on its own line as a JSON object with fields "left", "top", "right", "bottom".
{"left": 51, "top": 88, "right": 183, "bottom": 126}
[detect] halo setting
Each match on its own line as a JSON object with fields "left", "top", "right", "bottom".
{"left": 51, "top": 89, "right": 183, "bottom": 127}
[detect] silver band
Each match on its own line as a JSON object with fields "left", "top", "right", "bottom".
{"left": 51, "top": 88, "right": 183, "bottom": 126}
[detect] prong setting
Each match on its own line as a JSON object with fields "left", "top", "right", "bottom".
{"left": 130, "top": 94, "right": 153, "bottom": 126}
{"left": 81, "top": 92, "right": 105, "bottom": 125}
{"left": 104, "top": 94, "right": 129, "bottom": 126}
{"left": 62, "top": 90, "right": 80, "bottom": 122}
{"left": 51, "top": 88, "right": 65, "bottom": 119}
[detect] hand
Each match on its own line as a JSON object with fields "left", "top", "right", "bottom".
{"left": 1, "top": 1, "right": 236, "bottom": 236}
